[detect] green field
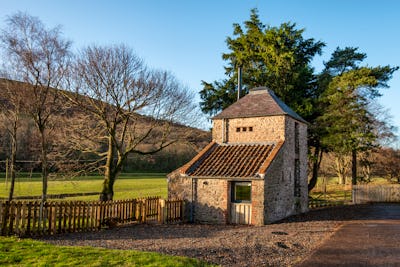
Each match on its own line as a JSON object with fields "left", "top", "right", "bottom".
{"left": 309, "top": 176, "right": 393, "bottom": 203}
{"left": 0, "top": 174, "right": 216, "bottom": 267}
{"left": 0, "top": 173, "right": 168, "bottom": 200}
{"left": 0, "top": 236, "right": 213, "bottom": 267}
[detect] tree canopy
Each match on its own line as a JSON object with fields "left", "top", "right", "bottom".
{"left": 318, "top": 47, "right": 398, "bottom": 184}
{"left": 200, "top": 8, "right": 325, "bottom": 119}
{"left": 0, "top": 12, "right": 72, "bottom": 202}
{"left": 64, "top": 44, "right": 196, "bottom": 201}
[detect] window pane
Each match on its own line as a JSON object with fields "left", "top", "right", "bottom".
{"left": 235, "top": 183, "right": 251, "bottom": 202}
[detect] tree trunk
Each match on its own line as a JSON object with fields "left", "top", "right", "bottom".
{"left": 100, "top": 136, "right": 116, "bottom": 201}
{"left": 308, "top": 145, "right": 323, "bottom": 191}
{"left": 40, "top": 129, "right": 48, "bottom": 203}
{"left": 38, "top": 128, "right": 48, "bottom": 225}
{"left": 335, "top": 155, "right": 347, "bottom": 185}
{"left": 8, "top": 119, "right": 18, "bottom": 201}
{"left": 100, "top": 174, "right": 115, "bottom": 201}
{"left": 352, "top": 149, "right": 357, "bottom": 185}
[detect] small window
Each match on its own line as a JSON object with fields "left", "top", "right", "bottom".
{"left": 249, "top": 127, "right": 253, "bottom": 132}
{"left": 232, "top": 182, "right": 251, "bottom": 203}
{"left": 242, "top": 127, "right": 247, "bottom": 132}
{"left": 294, "top": 159, "right": 301, "bottom": 197}
{"left": 236, "top": 127, "right": 241, "bottom": 132}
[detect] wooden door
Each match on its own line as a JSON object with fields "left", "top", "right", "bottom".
{"left": 230, "top": 203, "right": 251, "bottom": 224}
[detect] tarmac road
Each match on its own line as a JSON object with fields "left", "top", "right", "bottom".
{"left": 297, "top": 203, "right": 400, "bottom": 267}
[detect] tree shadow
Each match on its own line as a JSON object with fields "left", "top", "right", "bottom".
{"left": 276, "top": 203, "right": 400, "bottom": 224}
{"left": 40, "top": 203, "right": 249, "bottom": 241}
{"left": 40, "top": 203, "right": 400, "bottom": 243}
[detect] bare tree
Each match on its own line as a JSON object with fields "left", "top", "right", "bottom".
{"left": 65, "top": 44, "right": 196, "bottom": 201}
{"left": 374, "top": 147, "right": 400, "bottom": 183}
{"left": 0, "top": 79, "right": 25, "bottom": 200}
{"left": 0, "top": 12, "right": 72, "bottom": 203}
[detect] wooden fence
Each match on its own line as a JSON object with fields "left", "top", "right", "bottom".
{"left": 353, "top": 185, "right": 400, "bottom": 204}
{"left": 0, "top": 197, "right": 184, "bottom": 237}
{"left": 308, "top": 199, "right": 349, "bottom": 209}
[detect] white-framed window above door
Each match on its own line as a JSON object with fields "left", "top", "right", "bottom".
{"left": 231, "top": 181, "right": 252, "bottom": 203}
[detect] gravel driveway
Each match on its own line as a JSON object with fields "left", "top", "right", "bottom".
{"left": 41, "top": 204, "right": 392, "bottom": 267}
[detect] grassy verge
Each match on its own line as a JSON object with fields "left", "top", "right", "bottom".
{"left": 0, "top": 236, "right": 213, "bottom": 267}
{"left": 0, "top": 173, "right": 167, "bottom": 200}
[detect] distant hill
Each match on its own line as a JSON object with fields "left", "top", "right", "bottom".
{"left": 0, "top": 78, "right": 211, "bottom": 172}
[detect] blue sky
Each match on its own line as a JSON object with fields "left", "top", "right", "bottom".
{"left": 1, "top": 0, "right": 399, "bottom": 141}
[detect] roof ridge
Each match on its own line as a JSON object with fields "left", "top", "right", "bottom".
{"left": 218, "top": 141, "right": 277, "bottom": 146}
{"left": 212, "top": 87, "right": 307, "bottom": 123}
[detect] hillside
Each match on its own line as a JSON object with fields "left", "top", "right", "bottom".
{"left": 0, "top": 78, "right": 211, "bottom": 172}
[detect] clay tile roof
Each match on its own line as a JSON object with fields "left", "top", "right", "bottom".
{"left": 212, "top": 87, "right": 307, "bottom": 123}
{"left": 184, "top": 142, "right": 281, "bottom": 178}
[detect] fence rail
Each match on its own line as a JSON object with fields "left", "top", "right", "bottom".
{"left": 308, "top": 199, "right": 349, "bottom": 209}
{"left": 353, "top": 185, "right": 400, "bottom": 204}
{"left": 0, "top": 197, "right": 184, "bottom": 237}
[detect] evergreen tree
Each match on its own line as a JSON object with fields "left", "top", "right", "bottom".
{"left": 199, "top": 9, "right": 325, "bottom": 190}
{"left": 318, "top": 47, "right": 398, "bottom": 185}
{"left": 199, "top": 9, "right": 324, "bottom": 118}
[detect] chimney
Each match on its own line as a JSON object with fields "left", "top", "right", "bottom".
{"left": 237, "top": 66, "right": 242, "bottom": 101}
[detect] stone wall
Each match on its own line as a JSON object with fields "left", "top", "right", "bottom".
{"left": 283, "top": 116, "right": 308, "bottom": 214}
{"left": 212, "top": 116, "right": 286, "bottom": 143}
{"left": 263, "top": 145, "right": 294, "bottom": 223}
{"left": 167, "top": 170, "right": 193, "bottom": 222}
{"left": 168, "top": 172, "right": 229, "bottom": 224}
{"left": 298, "top": 120, "right": 309, "bottom": 213}
{"left": 251, "top": 179, "right": 265, "bottom": 225}
{"left": 168, "top": 171, "right": 266, "bottom": 225}
{"left": 262, "top": 116, "right": 308, "bottom": 223}
{"left": 192, "top": 178, "right": 229, "bottom": 224}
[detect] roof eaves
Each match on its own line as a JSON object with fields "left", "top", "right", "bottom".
{"left": 186, "top": 175, "right": 264, "bottom": 180}
{"left": 268, "top": 90, "right": 308, "bottom": 124}
{"left": 257, "top": 140, "right": 285, "bottom": 175}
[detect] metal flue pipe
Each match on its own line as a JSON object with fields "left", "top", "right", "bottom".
{"left": 237, "top": 66, "right": 242, "bottom": 101}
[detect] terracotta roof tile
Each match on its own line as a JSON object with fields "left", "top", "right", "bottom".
{"left": 185, "top": 142, "right": 277, "bottom": 178}
{"left": 179, "top": 141, "right": 217, "bottom": 174}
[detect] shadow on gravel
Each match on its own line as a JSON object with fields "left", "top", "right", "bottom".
{"left": 277, "top": 203, "right": 400, "bottom": 224}
{"left": 41, "top": 203, "right": 400, "bottom": 243}
{"left": 41, "top": 224, "right": 252, "bottom": 241}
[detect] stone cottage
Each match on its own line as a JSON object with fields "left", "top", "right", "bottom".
{"left": 168, "top": 87, "right": 308, "bottom": 225}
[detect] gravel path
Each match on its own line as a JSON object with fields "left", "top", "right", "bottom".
{"left": 41, "top": 204, "right": 386, "bottom": 266}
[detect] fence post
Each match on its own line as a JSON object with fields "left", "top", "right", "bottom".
{"left": 141, "top": 199, "right": 146, "bottom": 223}
{"left": 158, "top": 199, "right": 165, "bottom": 224}
{"left": 1, "top": 201, "right": 10, "bottom": 236}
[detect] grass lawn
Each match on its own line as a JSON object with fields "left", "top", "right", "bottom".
{"left": 0, "top": 236, "right": 213, "bottom": 267}
{"left": 0, "top": 173, "right": 167, "bottom": 200}
{"left": 309, "top": 176, "right": 393, "bottom": 203}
